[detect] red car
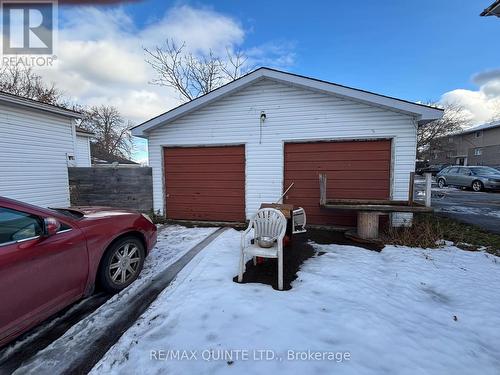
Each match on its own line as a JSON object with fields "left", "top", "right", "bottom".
{"left": 0, "top": 197, "right": 157, "bottom": 347}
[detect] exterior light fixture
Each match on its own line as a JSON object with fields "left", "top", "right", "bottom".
{"left": 259, "top": 111, "right": 266, "bottom": 144}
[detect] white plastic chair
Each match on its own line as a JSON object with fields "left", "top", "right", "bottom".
{"left": 238, "top": 208, "right": 287, "bottom": 290}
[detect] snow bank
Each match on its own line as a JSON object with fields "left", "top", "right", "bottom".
{"left": 92, "top": 229, "right": 500, "bottom": 375}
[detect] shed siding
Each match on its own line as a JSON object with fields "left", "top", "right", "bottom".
{"left": 0, "top": 103, "right": 74, "bottom": 207}
{"left": 147, "top": 79, "right": 417, "bottom": 224}
{"left": 75, "top": 135, "right": 91, "bottom": 167}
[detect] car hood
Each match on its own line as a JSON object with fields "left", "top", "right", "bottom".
{"left": 53, "top": 206, "right": 140, "bottom": 219}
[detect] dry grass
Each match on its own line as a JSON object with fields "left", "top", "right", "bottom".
{"left": 149, "top": 210, "right": 168, "bottom": 225}
{"left": 382, "top": 214, "right": 500, "bottom": 256}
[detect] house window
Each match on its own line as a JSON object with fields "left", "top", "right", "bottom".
{"left": 475, "top": 131, "right": 482, "bottom": 138}
{"left": 448, "top": 137, "right": 453, "bottom": 143}
{"left": 474, "top": 148, "right": 482, "bottom": 156}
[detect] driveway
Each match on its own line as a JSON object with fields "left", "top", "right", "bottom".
{"left": 414, "top": 177, "right": 500, "bottom": 234}
{"left": 0, "top": 225, "right": 220, "bottom": 375}
{"left": 91, "top": 228, "right": 500, "bottom": 375}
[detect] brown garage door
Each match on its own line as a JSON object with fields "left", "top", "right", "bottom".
{"left": 284, "top": 140, "right": 391, "bottom": 226}
{"left": 164, "top": 146, "right": 245, "bottom": 222}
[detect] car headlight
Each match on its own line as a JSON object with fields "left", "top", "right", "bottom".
{"left": 141, "top": 213, "right": 154, "bottom": 224}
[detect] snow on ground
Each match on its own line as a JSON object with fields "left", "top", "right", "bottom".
{"left": 0, "top": 294, "right": 96, "bottom": 362}
{"left": 133, "top": 225, "right": 218, "bottom": 290}
{"left": 91, "top": 229, "right": 500, "bottom": 375}
{"left": 11, "top": 225, "right": 216, "bottom": 373}
{"left": 431, "top": 186, "right": 460, "bottom": 192}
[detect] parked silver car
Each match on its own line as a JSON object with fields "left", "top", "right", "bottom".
{"left": 436, "top": 166, "right": 500, "bottom": 192}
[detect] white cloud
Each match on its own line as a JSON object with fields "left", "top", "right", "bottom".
{"left": 60, "top": 40, "right": 148, "bottom": 85}
{"left": 246, "top": 41, "right": 296, "bottom": 69}
{"left": 139, "top": 5, "right": 245, "bottom": 54}
{"left": 36, "top": 4, "right": 294, "bottom": 121}
{"left": 440, "top": 69, "right": 500, "bottom": 125}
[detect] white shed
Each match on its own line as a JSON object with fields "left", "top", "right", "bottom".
{"left": 0, "top": 92, "right": 84, "bottom": 208}
{"left": 75, "top": 127, "right": 93, "bottom": 167}
{"left": 132, "top": 68, "right": 443, "bottom": 226}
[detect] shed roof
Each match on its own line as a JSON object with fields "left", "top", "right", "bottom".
{"left": 90, "top": 144, "right": 138, "bottom": 165}
{"left": 75, "top": 126, "right": 94, "bottom": 136}
{"left": 92, "top": 156, "right": 139, "bottom": 165}
{"left": 0, "top": 91, "right": 82, "bottom": 119}
{"left": 480, "top": 0, "right": 500, "bottom": 16}
{"left": 132, "top": 67, "right": 444, "bottom": 138}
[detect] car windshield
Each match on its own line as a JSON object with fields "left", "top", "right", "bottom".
{"left": 49, "top": 208, "right": 84, "bottom": 220}
{"left": 472, "top": 167, "right": 500, "bottom": 176}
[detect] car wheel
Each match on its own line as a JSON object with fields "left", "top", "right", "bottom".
{"left": 98, "top": 236, "right": 145, "bottom": 293}
{"left": 438, "top": 178, "right": 446, "bottom": 188}
{"left": 472, "top": 180, "right": 483, "bottom": 192}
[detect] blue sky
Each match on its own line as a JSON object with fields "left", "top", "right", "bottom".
{"left": 53, "top": 1, "right": 500, "bottom": 162}
{"left": 118, "top": 0, "right": 499, "bottom": 100}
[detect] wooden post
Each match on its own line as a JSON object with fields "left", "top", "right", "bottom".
{"left": 424, "top": 172, "right": 432, "bottom": 207}
{"left": 357, "top": 211, "right": 380, "bottom": 239}
{"left": 319, "top": 173, "right": 327, "bottom": 206}
{"left": 408, "top": 172, "right": 415, "bottom": 206}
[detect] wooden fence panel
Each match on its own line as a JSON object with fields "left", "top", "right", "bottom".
{"left": 68, "top": 167, "right": 153, "bottom": 212}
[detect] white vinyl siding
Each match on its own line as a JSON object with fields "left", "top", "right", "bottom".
{"left": 0, "top": 103, "right": 74, "bottom": 207}
{"left": 147, "top": 79, "right": 417, "bottom": 225}
{"left": 75, "top": 134, "right": 91, "bottom": 167}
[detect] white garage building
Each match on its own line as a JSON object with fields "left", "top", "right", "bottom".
{"left": 133, "top": 68, "right": 443, "bottom": 227}
{"left": 0, "top": 92, "right": 88, "bottom": 208}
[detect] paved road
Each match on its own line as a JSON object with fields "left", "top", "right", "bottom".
{"left": 414, "top": 178, "right": 500, "bottom": 234}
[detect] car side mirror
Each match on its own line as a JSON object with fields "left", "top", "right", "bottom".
{"left": 44, "top": 217, "right": 61, "bottom": 237}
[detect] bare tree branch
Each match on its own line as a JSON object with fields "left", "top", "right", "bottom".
{"left": 144, "top": 39, "right": 251, "bottom": 102}
{"left": 144, "top": 40, "right": 195, "bottom": 101}
{"left": 418, "top": 102, "right": 470, "bottom": 160}
{"left": 222, "top": 48, "right": 247, "bottom": 80}
{"left": 79, "top": 105, "right": 133, "bottom": 159}
{"left": 0, "top": 64, "right": 66, "bottom": 106}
